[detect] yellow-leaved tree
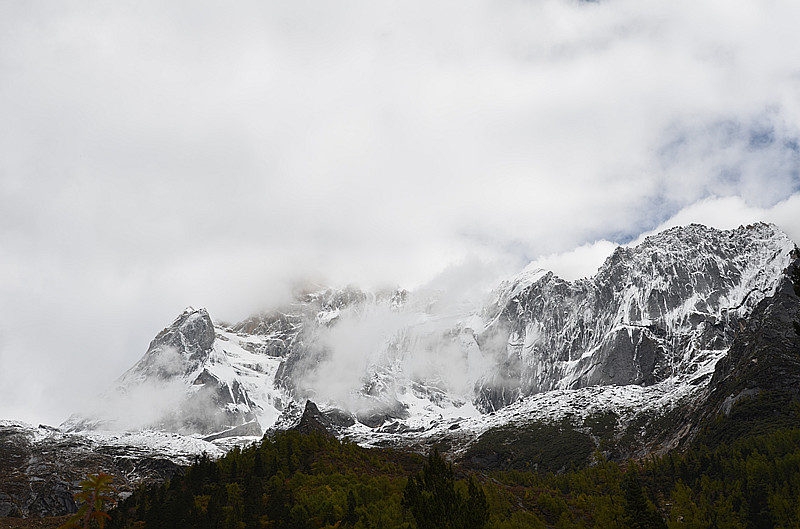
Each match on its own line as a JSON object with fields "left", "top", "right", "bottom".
{"left": 58, "top": 472, "right": 117, "bottom": 529}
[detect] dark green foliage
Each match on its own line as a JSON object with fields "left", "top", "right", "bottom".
{"left": 402, "top": 449, "right": 488, "bottom": 529}
{"left": 583, "top": 411, "right": 617, "bottom": 438}
{"left": 465, "top": 476, "right": 490, "bottom": 526}
{"left": 792, "top": 264, "right": 800, "bottom": 334}
{"left": 344, "top": 489, "right": 358, "bottom": 525}
{"left": 464, "top": 419, "right": 595, "bottom": 472}
{"left": 645, "top": 427, "right": 800, "bottom": 527}
{"left": 107, "top": 431, "right": 419, "bottom": 529}
{"left": 695, "top": 390, "right": 800, "bottom": 447}
{"left": 621, "top": 472, "right": 666, "bottom": 529}
{"left": 105, "top": 423, "right": 800, "bottom": 528}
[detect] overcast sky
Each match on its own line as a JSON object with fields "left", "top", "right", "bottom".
{"left": 1, "top": 0, "right": 799, "bottom": 426}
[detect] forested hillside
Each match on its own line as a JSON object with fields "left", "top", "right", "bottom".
{"left": 105, "top": 419, "right": 800, "bottom": 529}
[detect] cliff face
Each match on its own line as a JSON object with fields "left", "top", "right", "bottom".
{"left": 5, "top": 223, "right": 800, "bottom": 518}
{"left": 689, "top": 254, "right": 800, "bottom": 443}
{"left": 64, "top": 223, "right": 799, "bottom": 438}
{"left": 474, "top": 223, "right": 796, "bottom": 411}
{"left": 63, "top": 308, "right": 263, "bottom": 437}
{"left": 0, "top": 422, "right": 189, "bottom": 518}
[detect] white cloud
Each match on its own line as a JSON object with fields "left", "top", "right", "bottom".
{"left": 1, "top": 0, "right": 799, "bottom": 424}
{"left": 641, "top": 193, "right": 800, "bottom": 245}
{"left": 527, "top": 240, "right": 621, "bottom": 281}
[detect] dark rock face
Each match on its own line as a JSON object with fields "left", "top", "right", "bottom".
{"left": 593, "top": 257, "right": 800, "bottom": 457}
{"left": 285, "top": 399, "right": 410, "bottom": 436}
{"left": 356, "top": 400, "right": 410, "bottom": 428}
{"left": 322, "top": 408, "right": 356, "bottom": 428}
{"left": 184, "top": 371, "right": 260, "bottom": 435}
{"left": 460, "top": 264, "right": 800, "bottom": 467}
{"left": 290, "top": 401, "right": 335, "bottom": 437}
{"left": 128, "top": 308, "right": 216, "bottom": 381}
{"left": 65, "top": 308, "right": 260, "bottom": 437}
{"left": 0, "top": 423, "right": 182, "bottom": 518}
{"left": 475, "top": 223, "right": 795, "bottom": 412}
{"left": 583, "top": 327, "right": 662, "bottom": 387}
{"left": 699, "top": 260, "right": 800, "bottom": 424}
{"left": 710, "top": 277, "right": 800, "bottom": 390}
{"left": 233, "top": 310, "right": 303, "bottom": 357}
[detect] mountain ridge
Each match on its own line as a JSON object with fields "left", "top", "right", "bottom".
{"left": 3, "top": 222, "right": 800, "bottom": 518}
{"left": 63, "top": 222, "right": 798, "bottom": 443}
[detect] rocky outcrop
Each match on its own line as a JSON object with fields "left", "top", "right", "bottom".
{"left": 290, "top": 401, "right": 336, "bottom": 437}
{"left": 62, "top": 224, "right": 800, "bottom": 440}
{"left": 128, "top": 307, "right": 217, "bottom": 382}
{"left": 688, "top": 256, "right": 800, "bottom": 439}
{"left": 64, "top": 308, "right": 261, "bottom": 437}
{"left": 5, "top": 223, "right": 800, "bottom": 519}
{"left": 710, "top": 269, "right": 800, "bottom": 393}
{"left": 202, "top": 420, "right": 262, "bottom": 442}
{"left": 475, "top": 223, "right": 796, "bottom": 412}
{"left": 0, "top": 423, "right": 183, "bottom": 518}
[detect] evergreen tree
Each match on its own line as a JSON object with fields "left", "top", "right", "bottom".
{"left": 345, "top": 489, "right": 358, "bottom": 526}
{"left": 402, "top": 448, "right": 488, "bottom": 529}
{"left": 746, "top": 482, "right": 774, "bottom": 529}
{"left": 792, "top": 265, "right": 800, "bottom": 335}
{"left": 622, "top": 473, "right": 667, "bottom": 529}
{"left": 462, "top": 475, "right": 490, "bottom": 528}
{"left": 253, "top": 451, "right": 264, "bottom": 477}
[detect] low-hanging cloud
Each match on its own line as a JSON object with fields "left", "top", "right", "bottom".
{"left": 293, "top": 292, "right": 492, "bottom": 414}
{"left": 527, "top": 241, "right": 621, "bottom": 281}
{"left": 71, "top": 346, "right": 247, "bottom": 434}
{"left": 76, "top": 378, "right": 192, "bottom": 433}
{"left": 1, "top": 0, "right": 800, "bottom": 424}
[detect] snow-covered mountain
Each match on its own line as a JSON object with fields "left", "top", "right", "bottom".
{"left": 63, "top": 222, "right": 797, "bottom": 447}
{"left": 62, "top": 307, "right": 283, "bottom": 438}
{"left": 475, "top": 222, "right": 796, "bottom": 411}
{"left": 5, "top": 222, "right": 800, "bottom": 517}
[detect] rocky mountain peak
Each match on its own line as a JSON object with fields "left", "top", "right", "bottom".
{"left": 63, "top": 223, "right": 799, "bottom": 449}
{"left": 290, "top": 401, "right": 336, "bottom": 437}
{"left": 122, "top": 307, "right": 216, "bottom": 383}
{"left": 18, "top": 222, "right": 800, "bottom": 520}
{"left": 475, "top": 223, "right": 797, "bottom": 412}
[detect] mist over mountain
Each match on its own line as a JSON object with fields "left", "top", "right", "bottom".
{"left": 4, "top": 221, "right": 800, "bottom": 519}
{"left": 475, "top": 222, "right": 796, "bottom": 410}
{"left": 61, "top": 223, "right": 798, "bottom": 444}
{"left": 5, "top": 2, "right": 800, "bottom": 522}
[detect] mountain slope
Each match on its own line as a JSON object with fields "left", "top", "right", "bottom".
{"left": 687, "top": 257, "right": 800, "bottom": 447}
{"left": 62, "top": 223, "right": 797, "bottom": 448}
{"left": 475, "top": 223, "right": 795, "bottom": 411}
{"left": 4, "top": 222, "right": 800, "bottom": 518}
{"left": 63, "top": 308, "right": 280, "bottom": 438}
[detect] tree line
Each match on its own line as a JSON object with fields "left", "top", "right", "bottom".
{"left": 97, "top": 419, "right": 800, "bottom": 528}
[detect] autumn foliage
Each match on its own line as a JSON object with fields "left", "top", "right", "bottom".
{"left": 58, "top": 473, "right": 117, "bottom": 529}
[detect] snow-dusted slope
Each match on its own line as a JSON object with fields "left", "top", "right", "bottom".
{"left": 64, "top": 223, "right": 797, "bottom": 450}
{"left": 63, "top": 308, "right": 283, "bottom": 438}
{"left": 0, "top": 419, "right": 250, "bottom": 517}
{"left": 13, "top": 221, "right": 792, "bottom": 519}
{"left": 475, "top": 223, "right": 796, "bottom": 411}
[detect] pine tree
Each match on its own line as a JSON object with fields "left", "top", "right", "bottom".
{"left": 462, "top": 475, "right": 489, "bottom": 528}
{"left": 345, "top": 489, "right": 358, "bottom": 526}
{"left": 622, "top": 473, "right": 667, "bottom": 529}
{"left": 402, "top": 448, "right": 488, "bottom": 529}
